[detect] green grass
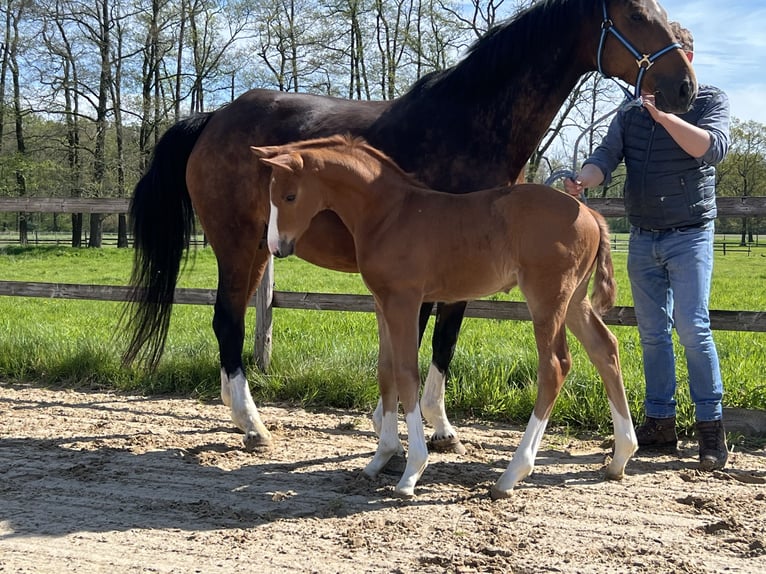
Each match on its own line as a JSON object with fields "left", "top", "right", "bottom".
{"left": 0, "top": 241, "right": 764, "bottom": 435}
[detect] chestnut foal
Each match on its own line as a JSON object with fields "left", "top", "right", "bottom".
{"left": 254, "top": 135, "right": 637, "bottom": 498}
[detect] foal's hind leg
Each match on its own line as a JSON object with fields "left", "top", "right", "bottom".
{"left": 492, "top": 306, "right": 570, "bottom": 499}
{"left": 565, "top": 297, "right": 637, "bottom": 480}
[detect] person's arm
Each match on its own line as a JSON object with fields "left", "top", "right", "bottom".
{"left": 563, "top": 112, "right": 624, "bottom": 198}
{"left": 642, "top": 94, "right": 711, "bottom": 158}
{"left": 563, "top": 163, "right": 604, "bottom": 197}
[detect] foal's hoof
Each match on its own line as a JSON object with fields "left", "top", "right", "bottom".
{"left": 243, "top": 431, "right": 273, "bottom": 452}
{"left": 490, "top": 485, "right": 513, "bottom": 501}
{"left": 428, "top": 435, "right": 467, "bottom": 455}
{"left": 604, "top": 468, "right": 626, "bottom": 481}
{"left": 392, "top": 487, "right": 416, "bottom": 499}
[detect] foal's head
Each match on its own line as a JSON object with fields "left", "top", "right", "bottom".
{"left": 253, "top": 135, "right": 420, "bottom": 257}
{"left": 251, "top": 144, "right": 322, "bottom": 258}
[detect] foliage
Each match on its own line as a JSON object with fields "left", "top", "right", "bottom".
{"left": 0, "top": 245, "right": 764, "bottom": 435}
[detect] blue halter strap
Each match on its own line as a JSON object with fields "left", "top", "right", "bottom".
{"left": 597, "top": 0, "right": 681, "bottom": 99}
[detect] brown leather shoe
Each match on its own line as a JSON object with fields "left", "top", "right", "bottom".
{"left": 696, "top": 419, "right": 728, "bottom": 471}
{"left": 636, "top": 416, "right": 678, "bottom": 451}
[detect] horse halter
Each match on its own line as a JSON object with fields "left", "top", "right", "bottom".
{"left": 597, "top": 0, "right": 681, "bottom": 100}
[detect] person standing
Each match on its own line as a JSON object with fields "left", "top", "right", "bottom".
{"left": 564, "top": 23, "right": 730, "bottom": 471}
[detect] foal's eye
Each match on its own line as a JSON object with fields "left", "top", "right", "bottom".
{"left": 630, "top": 12, "right": 645, "bottom": 22}
{"left": 285, "top": 194, "right": 296, "bottom": 203}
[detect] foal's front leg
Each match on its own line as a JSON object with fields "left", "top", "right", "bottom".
{"left": 372, "top": 301, "right": 463, "bottom": 455}
{"left": 366, "top": 300, "right": 429, "bottom": 497}
{"left": 365, "top": 307, "right": 405, "bottom": 475}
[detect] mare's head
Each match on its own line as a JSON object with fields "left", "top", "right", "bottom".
{"left": 596, "top": 0, "right": 696, "bottom": 111}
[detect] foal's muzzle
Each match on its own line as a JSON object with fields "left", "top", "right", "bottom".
{"left": 270, "top": 238, "right": 295, "bottom": 258}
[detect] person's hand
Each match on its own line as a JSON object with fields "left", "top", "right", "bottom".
{"left": 641, "top": 94, "right": 668, "bottom": 123}
{"left": 563, "top": 176, "right": 584, "bottom": 198}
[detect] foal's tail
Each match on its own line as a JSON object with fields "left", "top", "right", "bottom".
{"left": 589, "top": 209, "right": 617, "bottom": 316}
{"left": 121, "top": 112, "right": 215, "bottom": 370}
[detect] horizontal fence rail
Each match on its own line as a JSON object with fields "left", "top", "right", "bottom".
{"left": 0, "top": 197, "right": 130, "bottom": 213}
{"left": 0, "top": 281, "right": 763, "bottom": 333}
{"left": 1, "top": 196, "right": 766, "bottom": 217}
{"left": 1, "top": 196, "right": 765, "bottom": 370}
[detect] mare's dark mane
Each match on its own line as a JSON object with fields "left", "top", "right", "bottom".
{"left": 408, "top": 0, "right": 593, "bottom": 96}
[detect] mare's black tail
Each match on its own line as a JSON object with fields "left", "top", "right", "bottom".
{"left": 121, "top": 112, "right": 214, "bottom": 369}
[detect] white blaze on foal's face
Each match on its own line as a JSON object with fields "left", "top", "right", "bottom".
{"left": 267, "top": 194, "right": 281, "bottom": 255}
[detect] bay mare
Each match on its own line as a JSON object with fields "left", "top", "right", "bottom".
{"left": 123, "top": 0, "right": 695, "bottom": 453}
{"left": 255, "top": 135, "right": 638, "bottom": 498}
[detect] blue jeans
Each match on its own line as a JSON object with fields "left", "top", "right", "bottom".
{"left": 628, "top": 223, "right": 723, "bottom": 422}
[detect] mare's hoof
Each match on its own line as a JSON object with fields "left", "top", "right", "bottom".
{"left": 490, "top": 486, "right": 513, "bottom": 501}
{"left": 428, "top": 435, "right": 467, "bottom": 455}
{"left": 243, "top": 431, "right": 273, "bottom": 452}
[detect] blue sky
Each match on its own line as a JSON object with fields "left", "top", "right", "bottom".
{"left": 659, "top": 0, "right": 766, "bottom": 124}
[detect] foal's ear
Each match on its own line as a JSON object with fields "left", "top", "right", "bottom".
{"left": 251, "top": 145, "right": 280, "bottom": 158}
{"left": 255, "top": 151, "right": 304, "bottom": 173}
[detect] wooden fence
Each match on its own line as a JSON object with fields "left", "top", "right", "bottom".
{"left": 0, "top": 196, "right": 765, "bottom": 370}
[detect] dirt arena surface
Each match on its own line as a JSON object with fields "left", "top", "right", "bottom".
{"left": 1, "top": 382, "right": 765, "bottom": 573}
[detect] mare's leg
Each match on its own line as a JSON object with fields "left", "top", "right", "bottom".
{"left": 187, "top": 124, "right": 273, "bottom": 451}
{"left": 565, "top": 289, "right": 637, "bottom": 479}
{"left": 420, "top": 301, "right": 466, "bottom": 452}
{"left": 365, "top": 297, "right": 429, "bottom": 497}
{"left": 492, "top": 303, "right": 570, "bottom": 499}
{"left": 216, "top": 244, "right": 274, "bottom": 450}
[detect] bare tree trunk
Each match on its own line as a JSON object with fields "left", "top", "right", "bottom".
{"left": 8, "top": 0, "right": 26, "bottom": 244}
{"left": 88, "top": 0, "right": 112, "bottom": 248}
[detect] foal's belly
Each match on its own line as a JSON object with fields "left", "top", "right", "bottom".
{"left": 424, "top": 271, "right": 519, "bottom": 303}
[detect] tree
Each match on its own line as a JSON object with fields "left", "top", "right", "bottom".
{"left": 717, "top": 119, "right": 766, "bottom": 243}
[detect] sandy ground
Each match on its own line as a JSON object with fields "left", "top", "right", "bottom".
{"left": 1, "top": 382, "right": 765, "bottom": 574}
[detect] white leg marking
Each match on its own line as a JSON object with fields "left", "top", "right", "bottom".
{"left": 364, "top": 410, "right": 401, "bottom": 478}
{"left": 606, "top": 399, "right": 638, "bottom": 480}
{"left": 395, "top": 405, "right": 429, "bottom": 497}
{"left": 225, "top": 368, "right": 273, "bottom": 449}
{"left": 220, "top": 368, "right": 232, "bottom": 407}
{"left": 420, "top": 363, "right": 457, "bottom": 440}
{"left": 372, "top": 398, "right": 383, "bottom": 436}
{"left": 493, "top": 413, "right": 548, "bottom": 497}
{"left": 267, "top": 201, "right": 280, "bottom": 254}
{"left": 372, "top": 398, "right": 404, "bottom": 455}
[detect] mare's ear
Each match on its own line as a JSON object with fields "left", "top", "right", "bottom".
{"left": 257, "top": 152, "right": 303, "bottom": 173}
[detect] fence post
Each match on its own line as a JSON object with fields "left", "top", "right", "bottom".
{"left": 254, "top": 255, "right": 274, "bottom": 372}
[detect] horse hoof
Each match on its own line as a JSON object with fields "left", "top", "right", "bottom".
{"left": 428, "top": 435, "right": 467, "bottom": 455}
{"left": 490, "top": 485, "right": 513, "bottom": 501}
{"left": 392, "top": 488, "right": 416, "bottom": 499}
{"left": 605, "top": 469, "right": 625, "bottom": 481}
{"left": 380, "top": 453, "right": 407, "bottom": 476}
{"left": 243, "top": 431, "right": 273, "bottom": 452}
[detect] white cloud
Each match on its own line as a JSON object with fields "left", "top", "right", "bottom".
{"left": 659, "top": 0, "right": 766, "bottom": 124}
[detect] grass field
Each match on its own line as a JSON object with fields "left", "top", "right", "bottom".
{"left": 0, "top": 240, "right": 764, "bottom": 435}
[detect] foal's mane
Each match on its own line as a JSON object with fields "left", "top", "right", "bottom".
{"left": 408, "top": 0, "right": 593, "bottom": 95}
{"left": 293, "top": 134, "right": 432, "bottom": 191}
